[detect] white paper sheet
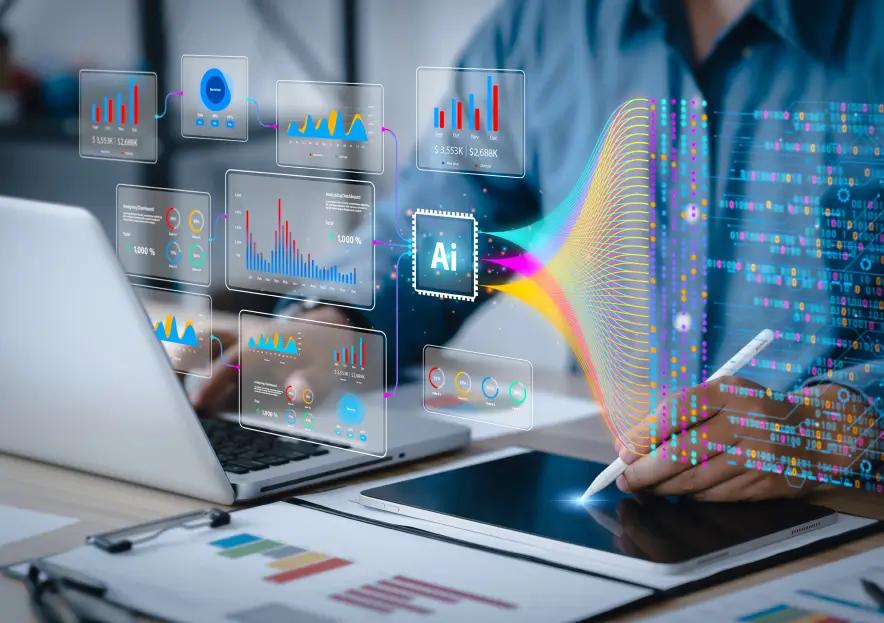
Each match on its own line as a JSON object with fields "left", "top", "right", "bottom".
{"left": 645, "top": 546, "right": 884, "bottom": 622}
{"left": 298, "top": 447, "right": 878, "bottom": 591}
{"left": 0, "top": 504, "right": 78, "bottom": 548}
{"left": 43, "top": 503, "right": 651, "bottom": 622}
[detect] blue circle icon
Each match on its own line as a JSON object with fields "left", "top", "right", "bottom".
{"left": 337, "top": 393, "right": 365, "bottom": 426}
{"left": 164, "top": 240, "right": 182, "bottom": 265}
{"left": 481, "top": 376, "right": 500, "bottom": 400}
{"left": 200, "top": 68, "right": 231, "bottom": 111}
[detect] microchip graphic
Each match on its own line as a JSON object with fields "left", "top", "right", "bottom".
{"left": 412, "top": 209, "right": 478, "bottom": 301}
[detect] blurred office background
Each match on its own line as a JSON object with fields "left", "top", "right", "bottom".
{"left": 0, "top": 0, "right": 570, "bottom": 374}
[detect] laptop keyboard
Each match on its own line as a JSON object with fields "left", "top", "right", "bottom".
{"left": 202, "top": 419, "right": 329, "bottom": 475}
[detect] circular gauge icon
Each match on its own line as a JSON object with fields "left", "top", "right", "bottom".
{"left": 454, "top": 371, "right": 472, "bottom": 396}
{"left": 188, "top": 243, "right": 206, "bottom": 268}
{"left": 284, "top": 385, "right": 297, "bottom": 402}
{"left": 302, "top": 388, "right": 315, "bottom": 405}
{"left": 164, "top": 206, "right": 181, "bottom": 231}
{"left": 337, "top": 393, "right": 365, "bottom": 425}
{"left": 427, "top": 366, "right": 446, "bottom": 389}
{"left": 285, "top": 409, "right": 297, "bottom": 426}
{"left": 165, "top": 240, "right": 182, "bottom": 265}
{"left": 508, "top": 381, "right": 528, "bottom": 406}
{"left": 188, "top": 209, "right": 206, "bottom": 234}
{"left": 200, "top": 68, "right": 232, "bottom": 111}
{"left": 481, "top": 376, "right": 500, "bottom": 400}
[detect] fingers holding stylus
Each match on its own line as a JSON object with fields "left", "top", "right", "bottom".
{"left": 617, "top": 376, "right": 766, "bottom": 495}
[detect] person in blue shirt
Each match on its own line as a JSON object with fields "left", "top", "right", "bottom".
{"left": 199, "top": 0, "right": 882, "bottom": 501}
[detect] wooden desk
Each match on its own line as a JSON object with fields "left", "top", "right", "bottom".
{"left": 1, "top": 413, "right": 881, "bottom": 622}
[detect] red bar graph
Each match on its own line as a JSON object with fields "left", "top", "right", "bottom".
{"left": 133, "top": 83, "right": 139, "bottom": 125}
{"left": 456, "top": 101, "right": 463, "bottom": 130}
{"left": 474, "top": 108, "right": 480, "bottom": 131}
{"left": 265, "top": 557, "right": 351, "bottom": 584}
{"left": 439, "top": 110, "right": 445, "bottom": 128}
{"left": 492, "top": 85, "right": 499, "bottom": 132}
{"left": 108, "top": 98, "right": 114, "bottom": 124}
{"left": 121, "top": 104, "right": 127, "bottom": 125}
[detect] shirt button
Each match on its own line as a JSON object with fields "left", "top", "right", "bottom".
{"left": 742, "top": 47, "right": 753, "bottom": 59}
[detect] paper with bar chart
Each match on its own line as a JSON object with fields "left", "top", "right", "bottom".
{"left": 276, "top": 80, "right": 383, "bottom": 173}
{"left": 226, "top": 170, "right": 375, "bottom": 309}
{"left": 38, "top": 503, "right": 632, "bottom": 622}
{"left": 416, "top": 67, "right": 525, "bottom": 177}
{"left": 116, "top": 185, "right": 211, "bottom": 286}
{"left": 79, "top": 69, "right": 158, "bottom": 162}
{"left": 238, "top": 311, "right": 386, "bottom": 456}
{"left": 645, "top": 546, "right": 884, "bottom": 623}
{"left": 133, "top": 285, "right": 212, "bottom": 378}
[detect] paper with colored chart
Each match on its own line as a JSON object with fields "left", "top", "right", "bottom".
{"left": 39, "top": 502, "right": 650, "bottom": 622}
{"left": 645, "top": 546, "right": 884, "bottom": 622}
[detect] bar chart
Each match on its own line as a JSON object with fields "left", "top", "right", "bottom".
{"left": 226, "top": 171, "right": 375, "bottom": 309}
{"left": 417, "top": 67, "right": 525, "bottom": 177}
{"left": 329, "top": 575, "right": 518, "bottom": 616}
{"left": 79, "top": 69, "right": 158, "bottom": 162}
{"left": 242, "top": 199, "right": 358, "bottom": 287}
{"left": 333, "top": 337, "right": 367, "bottom": 368}
{"left": 238, "top": 311, "right": 387, "bottom": 457}
{"left": 89, "top": 77, "right": 139, "bottom": 126}
{"left": 433, "top": 74, "right": 499, "bottom": 133}
{"left": 209, "top": 532, "right": 352, "bottom": 584}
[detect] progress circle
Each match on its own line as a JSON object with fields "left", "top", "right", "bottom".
{"left": 508, "top": 381, "right": 528, "bottom": 406}
{"left": 481, "top": 376, "right": 500, "bottom": 400}
{"left": 454, "top": 371, "right": 472, "bottom": 396}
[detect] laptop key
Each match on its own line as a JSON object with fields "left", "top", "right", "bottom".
{"left": 221, "top": 461, "right": 250, "bottom": 474}
{"left": 239, "top": 459, "right": 269, "bottom": 471}
{"left": 264, "top": 456, "right": 291, "bottom": 466}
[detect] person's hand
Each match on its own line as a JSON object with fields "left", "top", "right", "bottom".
{"left": 191, "top": 306, "right": 349, "bottom": 413}
{"left": 615, "top": 376, "right": 863, "bottom": 501}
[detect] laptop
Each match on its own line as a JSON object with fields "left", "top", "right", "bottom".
{"left": 0, "top": 197, "right": 469, "bottom": 504}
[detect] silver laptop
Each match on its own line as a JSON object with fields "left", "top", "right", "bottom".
{"left": 0, "top": 197, "right": 469, "bottom": 504}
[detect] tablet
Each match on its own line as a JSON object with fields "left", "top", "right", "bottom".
{"left": 359, "top": 450, "right": 837, "bottom": 574}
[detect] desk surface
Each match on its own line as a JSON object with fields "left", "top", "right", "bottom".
{"left": 2, "top": 412, "right": 881, "bottom": 622}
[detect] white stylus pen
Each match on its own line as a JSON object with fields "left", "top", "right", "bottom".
{"left": 579, "top": 328, "right": 775, "bottom": 502}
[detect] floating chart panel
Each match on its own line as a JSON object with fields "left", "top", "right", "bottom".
{"left": 116, "top": 185, "right": 211, "bottom": 286}
{"left": 79, "top": 70, "right": 158, "bottom": 163}
{"left": 181, "top": 55, "right": 249, "bottom": 141}
{"left": 226, "top": 171, "right": 375, "bottom": 310}
{"left": 423, "top": 345, "right": 533, "bottom": 430}
{"left": 416, "top": 67, "right": 525, "bottom": 177}
{"left": 134, "top": 286, "right": 212, "bottom": 378}
{"left": 276, "top": 81, "right": 384, "bottom": 174}
{"left": 239, "top": 311, "right": 387, "bottom": 457}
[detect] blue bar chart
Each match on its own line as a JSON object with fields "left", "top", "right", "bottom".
{"left": 226, "top": 171, "right": 375, "bottom": 309}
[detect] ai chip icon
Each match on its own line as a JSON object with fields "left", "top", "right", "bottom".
{"left": 412, "top": 209, "right": 478, "bottom": 301}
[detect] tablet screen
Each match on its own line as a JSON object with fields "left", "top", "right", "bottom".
{"left": 361, "top": 451, "right": 835, "bottom": 564}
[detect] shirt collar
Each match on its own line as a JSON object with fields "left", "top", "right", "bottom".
{"left": 751, "top": 0, "right": 849, "bottom": 61}
{"left": 627, "top": 0, "right": 850, "bottom": 62}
